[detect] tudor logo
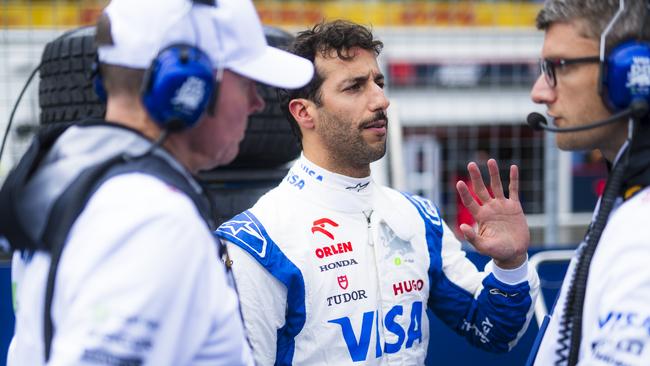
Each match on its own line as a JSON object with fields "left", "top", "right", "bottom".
{"left": 327, "top": 289, "right": 368, "bottom": 307}
{"left": 311, "top": 218, "right": 339, "bottom": 240}
{"left": 338, "top": 275, "right": 349, "bottom": 290}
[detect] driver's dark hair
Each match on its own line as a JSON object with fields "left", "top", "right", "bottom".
{"left": 280, "top": 20, "right": 383, "bottom": 144}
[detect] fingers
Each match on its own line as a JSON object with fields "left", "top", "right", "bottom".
{"left": 487, "top": 159, "right": 504, "bottom": 199}
{"left": 459, "top": 223, "right": 477, "bottom": 244}
{"left": 509, "top": 164, "right": 520, "bottom": 202}
{"left": 456, "top": 180, "right": 480, "bottom": 217}
{"left": 467, "top": 162, "right": 492, "bottom": 204}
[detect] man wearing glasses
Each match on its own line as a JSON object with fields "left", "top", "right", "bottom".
{"left": 528, "top": 0, "right": 650, "bottom": 365}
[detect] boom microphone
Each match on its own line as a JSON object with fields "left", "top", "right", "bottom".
{"left": 527, "top": 99, "right": 649, "bottom": 132}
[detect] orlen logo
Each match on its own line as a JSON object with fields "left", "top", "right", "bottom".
{"left": 393, "top": 279, "right": 424, "bottom": 296}
{"left": 311, "top": 218, "right": 338, "bottom": 240}
{"left": 316, "top": 242, "right": 353, "bottom": 258}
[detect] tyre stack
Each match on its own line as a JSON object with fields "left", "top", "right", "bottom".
{"left": 38, "top": 26, "right": 300, "bottom": 226}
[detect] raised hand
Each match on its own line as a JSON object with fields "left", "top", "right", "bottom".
{"left": 455, "top": 159, "right": 529, "bottom": 269}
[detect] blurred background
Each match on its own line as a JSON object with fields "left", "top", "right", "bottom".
{"left": 0, "top": 0, "right": 607, "bottom": 247}
{"left": 0, "top": 1, "right": 603, "bottom": 365}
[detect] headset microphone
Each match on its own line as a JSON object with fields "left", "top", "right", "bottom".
{"left": 527, "top": 99, "right": 649, "bottom": 132}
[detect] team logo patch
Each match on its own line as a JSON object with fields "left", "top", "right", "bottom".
{"left": 338, "top": 275, "right": 349, "bottom": 290}
{"left": 326, "top": 289, "right": 368, "bottom": 307}
{"left": 320, "top": 258, "right": 358, "bottom": 272}
{"left": 392, "top": 279, "right": 424, "bottom": 296}
{"left": 346, "top": 182, "right": 370, "bottom": 192}
{"left": 172, "top": 76, "right": 206, "bottom": 111}
{"left": 216, "top": 211, "right": 268, "bottom": 258}
{"left": 403, "top": 193, "right": 442, "bottom": 227}
{"left": 315, "top": 242, "right": 353, "bottom": 259}
{"left": 627, "top": 56, "right": 650, "bottom": 94}
{"left": 311, "top": 218, "right": 339, "bottom": 239}
{"left": 379, "top": 223, "right": 414, "bottom": 261}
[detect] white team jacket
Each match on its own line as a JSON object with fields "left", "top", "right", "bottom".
{"left": 216, "top": 155, "right": 540, "bottom": 365}
{"left": 531, "top": 186, "right": 650, "bottom": 365}
{"left": 8, "top": 125, "right": 253, "bottom": 366}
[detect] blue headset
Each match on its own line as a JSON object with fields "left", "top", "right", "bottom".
{"left": 599, "top": 0, "right": 650, "bottom": 113}
{"left": 94, "top": 43, "right": 217, "bottom": 131}
{"left": 93, "top": 0, "right": 219, "bottom": 131}
{"left": 601, "top": 41, "right": 650, "bottom": 112}
{"left": 141, "top": 43, "right": 216, "bottom": 130}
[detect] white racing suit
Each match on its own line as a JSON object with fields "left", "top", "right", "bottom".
{"left": 216, "top": 155, "right": 540, "bottom": 365}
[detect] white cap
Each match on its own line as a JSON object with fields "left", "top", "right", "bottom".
{"left": 97, "top": 0, "right": 313, "bottom": 89}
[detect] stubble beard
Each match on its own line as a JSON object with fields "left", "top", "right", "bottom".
{"left": 318, "top": 111, "right": 387, "bottom": 169}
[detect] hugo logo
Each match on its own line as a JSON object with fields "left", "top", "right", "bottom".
{"left": 311, "top": 218, "right": 339, "bottom": 240}
{"left": 393, "top": 279, "right": 424, "bottom": 296}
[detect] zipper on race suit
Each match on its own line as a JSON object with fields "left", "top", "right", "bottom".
{"left": 363, "top": 209, "right": 386, "bottom": 355}
{"left": 363, "top": 210, "right": 374, "bottom": 246}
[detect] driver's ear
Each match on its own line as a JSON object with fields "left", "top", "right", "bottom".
{"left": 288, "top": 98, "right": 316, "bottom": 130}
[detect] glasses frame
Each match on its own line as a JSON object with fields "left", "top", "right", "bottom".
{"left": 539, "top": 56, "right": 601, "bottom": 87}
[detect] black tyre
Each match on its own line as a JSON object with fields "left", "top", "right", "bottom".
{"left": 37, "top": 26, "right": 301, "bottom": 169}
{"left": 39, "top": 27, "right": 104, "bottom": 125}
{"left": 223, "top": 26, "right": 301, "bottom": 169}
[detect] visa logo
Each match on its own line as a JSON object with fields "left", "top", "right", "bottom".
{"left": 328, "top": 301, "right": 423, "bottom": 362}
{"left": 286, "top": 173, "right": 305, "bottom": 190}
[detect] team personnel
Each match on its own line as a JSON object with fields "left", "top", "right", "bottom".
{"left": 528, "top": 0, "right": 650, "bottom": 365}
{"left": 1, "top": 0, "right": 313, "bottom": 365}
{"left": 216, "top": 20, "right": 539, "bottom": 365}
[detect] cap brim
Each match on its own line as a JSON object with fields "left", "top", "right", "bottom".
{"left": 229, "top": 46, "right": 314, "bottom": 89}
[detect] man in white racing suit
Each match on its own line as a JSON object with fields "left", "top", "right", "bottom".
{"left": 216, "top": 20, "right": 540, "bottom": 365}
{"left": 528, "top": 0, "right": 650, "bottom": 365}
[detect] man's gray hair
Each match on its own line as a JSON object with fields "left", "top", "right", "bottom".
{"left": 537, "top": 0, "right": 650, "bottom": 49}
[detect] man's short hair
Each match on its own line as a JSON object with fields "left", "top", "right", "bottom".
{"left": 536, "top": 0, "right": 650, "bottom": 50}
{"left": 95, "top": 13, "right": 145, "bottom": 97}
{"left": 281, "top": 20, "right": 383, "bottom": 142}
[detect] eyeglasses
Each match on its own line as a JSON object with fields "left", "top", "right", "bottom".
{"left": 539, "top": 56, "right": 600, "bottom": 87}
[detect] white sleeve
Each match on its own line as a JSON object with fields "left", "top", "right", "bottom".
{"left": 226, "top": 241, "right": 287, "bottom": 366}
{"left": 49, "top": 174, "right": 252, "bottom": 366}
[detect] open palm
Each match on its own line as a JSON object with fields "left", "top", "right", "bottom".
{"left": 455, "top": 159, "right": 530, "bottom": 269}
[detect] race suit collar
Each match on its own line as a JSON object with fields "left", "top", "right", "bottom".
{"left": 282, "top": 154, "right": 374, "bottom": 212}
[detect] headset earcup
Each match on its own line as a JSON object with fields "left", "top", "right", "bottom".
{"left": 93, "top": 73, "right": 107, "bottom": 103}
{"left": 601, "top": 40, "right": 650, "bottom": 112}
{"left": 142, "top": 44, "right": 215, "bottom": 130}
{"left": 90, "top": 58, "right": 107, "bottom": 103}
